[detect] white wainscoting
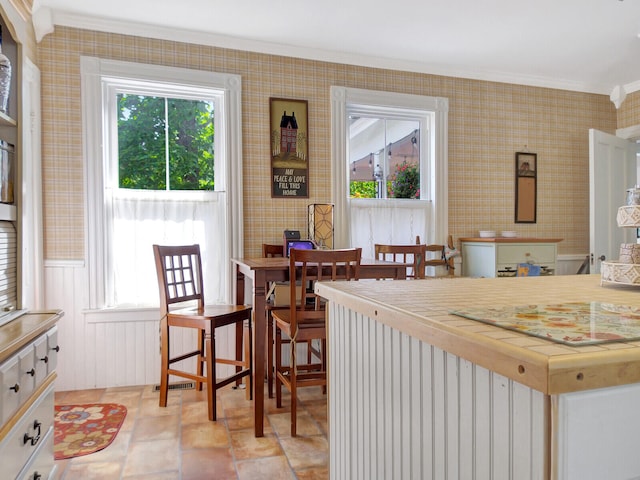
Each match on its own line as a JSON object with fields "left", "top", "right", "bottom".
{"left": 328, "top": 303, "right": 548, "bottom": 480}
{"left": 556, "top": 254, "right": 589, "bottom": 275}
{"left": 44, "top": 261, "right": 238, "bottom": 392}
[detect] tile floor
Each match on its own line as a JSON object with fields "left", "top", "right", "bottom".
{"left": 53, "top": 383, "right": 328, "bottom": 479}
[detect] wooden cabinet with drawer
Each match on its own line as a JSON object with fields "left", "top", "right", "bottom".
{"left": 0, "top": 311, "right": 63, "bottom": 480}
{"left": 460, "top": 237, "right": 562, "bottom": 278}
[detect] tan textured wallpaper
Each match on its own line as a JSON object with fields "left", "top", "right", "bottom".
{"left": 617, "top": 90, "right": 640, "bottom": 128}
{"left": 37, "top": 27, "right": 617, "bottom": 260}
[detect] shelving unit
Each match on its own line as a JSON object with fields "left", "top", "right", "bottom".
{"left": 601, "top": 205, "right": 640, "bottom": 286}
{"left": 0, "top": 6, "right": 56, "bottom": 479}
{"left": 0, "top": 14, "right": 17, "bottom": 225}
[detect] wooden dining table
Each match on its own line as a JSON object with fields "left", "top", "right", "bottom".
{"left": 232, "top": 256, "right": 408, "bottom": 437}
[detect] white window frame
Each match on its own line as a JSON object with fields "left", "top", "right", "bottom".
{"left": 81, "top": 57, "right": 244, "bottom": 309}
{"left": 330, "top": 86, "right": 449, "bottom": 248}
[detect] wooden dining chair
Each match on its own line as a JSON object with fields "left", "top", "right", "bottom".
{"left": 153, "top": 244, "right": 252, "bottom": 421}
{"left": 417, "top": 234, "right": 456, "bottom": 276}
{"left": 262, "top": 243, "right": 284, "bottom": 258}
{"left": 272, "top": 247, "right": 361, "bottom": 436}
{"left": 262, "top": 242, "right": 317, "bottom": 399}
{"left": 374, "top": 243, "right": 427, "bottom": 279}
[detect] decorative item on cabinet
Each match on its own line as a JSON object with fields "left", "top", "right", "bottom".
{"left": 0, "top": 140, "right": 14, "bottom": 204}
{"left": 601, "top": 186, "right": 640, "bottom": 286}
{"left": 0, "top": 25, "right": 11, "bottom": 115}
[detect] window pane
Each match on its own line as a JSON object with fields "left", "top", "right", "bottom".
{"left": 167, "top": 98, "right": 214, "bottom": 191}
{"left": 349, "top": 116, "right": 420, "bottom": 199}
{"left": 386, "top": 120, "right": 420, "bottom": 199}
{"left": 117, "top": 94, "right": 215, "bottom": 191}
{"left": 118, "top": 94, "right": 167, "bottom": 189}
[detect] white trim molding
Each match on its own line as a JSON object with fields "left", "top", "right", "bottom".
{"left": 80, "top": 57, "right": 243, "bottom": 308}
{"left": 330, "top": 86, "right": 449, "bottom": 248}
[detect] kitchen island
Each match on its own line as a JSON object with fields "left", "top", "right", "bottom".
{"left": 316, "top": 274, "right": 640, "bottom": 480}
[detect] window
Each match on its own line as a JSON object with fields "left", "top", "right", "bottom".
{"left": 331, "top": 87, "right": 448, "bottom": 257}
{"left": 349, "top": 115, "right": 422, "bottom": 199}
{"left": 81, "top": 57, "right": 244, "bottom": 309}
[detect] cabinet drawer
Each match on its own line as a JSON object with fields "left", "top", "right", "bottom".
{"left": 496, "top": 244, "right": 556, "bottom": 265}
{"left": 17, "top": 345, "right": 36, "bottom": 407}
{"left": 17, "top": 422, "right": 54, "bottom": 480}
{"left": 45, "top": 326, "right": 59, "bottom": 375}
{"left": 0, "top": 352, "right": 20, "bottom": 424}
{"left": 33, "top": 335, "right": 48, "bottom": 386}
{"left": 0, "top": 384, "right": 54, "bottom": 480}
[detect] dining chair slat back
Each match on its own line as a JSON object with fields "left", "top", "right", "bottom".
{"left": 375, "top": 243, "right": 426, "bottom": 279}
{"left": 272, "top": 247, "right": 362, "bottom": 436}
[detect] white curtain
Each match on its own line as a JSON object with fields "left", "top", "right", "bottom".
{"left": 109, "top": 189, "right": 227, "bottom": 307}
{"left": 349, "top": 199, "right": 432, "bottom": 258}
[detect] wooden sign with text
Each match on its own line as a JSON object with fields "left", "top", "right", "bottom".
{"left": 270, "top": 98, "right": 309, "bottom": 198}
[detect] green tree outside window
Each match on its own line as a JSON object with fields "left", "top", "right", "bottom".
{"left": 118, "top": 94, "right": 215, "bottom": 190}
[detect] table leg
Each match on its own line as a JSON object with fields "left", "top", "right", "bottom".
{"left": 252, "top": 270, "right": 267, "bottom": 437}
{"left": 235, "top": 265, "right": 265, "bottom": 436}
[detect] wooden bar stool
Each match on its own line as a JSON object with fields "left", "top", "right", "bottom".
{"left": 153, "top": 244, "right": 252, "bottom": 421}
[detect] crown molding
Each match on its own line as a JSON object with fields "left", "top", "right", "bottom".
{"left": 33, "top": 8, "right": 620, "bottom": 95}
{"left": 7, "top": 0, "right": 31, "bottom": 22}
{"left": 623, "top": 79, "right": 640, "bottom": 95}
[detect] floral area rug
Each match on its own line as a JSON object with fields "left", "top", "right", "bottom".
{"left": 54, "top": 403, "right": 127, "bottom": 460}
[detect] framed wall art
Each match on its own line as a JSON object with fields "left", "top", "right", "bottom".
{"left": 515, "top": 151, "right": 537, "bottom": 223}
{"left": 270, "top": 98, "right": 309, "bottom": 198}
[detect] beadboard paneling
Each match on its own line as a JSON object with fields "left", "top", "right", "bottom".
{"left": 44, "top": 262, "right": 238, "bottom": 392}
{"left": 328, "top": 302, "right": 548, "bottom": 480}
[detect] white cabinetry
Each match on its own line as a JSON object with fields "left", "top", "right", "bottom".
{"left": 460, "top": 238, "right": 562, "bottom": 278}
{"left": 0, "top": 312, "right": 62, "bottom": 480}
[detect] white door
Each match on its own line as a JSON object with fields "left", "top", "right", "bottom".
{"left": 589, "top": 129, "right": 638, "bottom": 273}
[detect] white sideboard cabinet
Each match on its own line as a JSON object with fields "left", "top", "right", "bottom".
{"left": 0, "top": 311, "right": 63, "bottom": 480}
{"left": 460, "top": 237, "right": 562, "bottom": 278}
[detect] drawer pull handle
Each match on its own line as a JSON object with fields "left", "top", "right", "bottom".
{"left": 9, "top": 383, "right": 19, "bottom": 392}
{"left": 26, "top": 368, "right": 35, "bottom": 376}
{"left": 40, "top": 355, "right": 48, "bottom": 364}
{"left": 23, "top": 420, "right": 41, "bottom": 446}
{"left": 51, "top": 345, "right": 60, "bottom": 352}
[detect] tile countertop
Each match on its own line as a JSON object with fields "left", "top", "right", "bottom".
{"left": 315, "top": 274, "right": 640, "bottom": 395}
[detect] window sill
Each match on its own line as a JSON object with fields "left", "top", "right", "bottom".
{"left": 83, "top": 306, "right": 158, "bottom": 324}
{"left": 350, "top": 197, "right": 432, "bottom": 208}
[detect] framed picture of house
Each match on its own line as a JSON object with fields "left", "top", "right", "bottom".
{"left": 515, "top": 151, "right": 537, "bottom": 223}
{"left": 270, "top": 98, "right": 309, "bottom": 198}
